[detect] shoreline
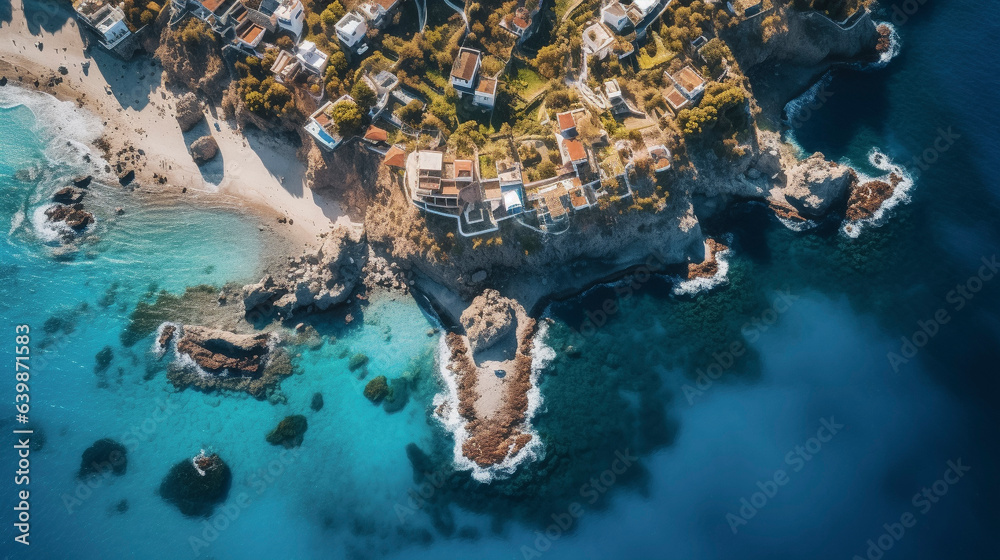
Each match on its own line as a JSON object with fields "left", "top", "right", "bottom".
{"left": 0, "top": 4, "right": 348, "bottom": 251}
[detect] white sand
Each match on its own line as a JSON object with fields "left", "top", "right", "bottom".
{"left": 0, "top": 3, "right": 348, "bottom": 245}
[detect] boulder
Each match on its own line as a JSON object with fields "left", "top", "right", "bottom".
{"left": 310, "top": 392, "right": 324, "bottom": 411}
{"left": 459, "top": 289, "right": 516, "bottom": 354}
{"left": 45, "top": 203, "right": 94, "bottom": 230}
{"left": 159, "top": 451, "right": 232, "bottom": 517}
{"left": 79, "top": 438, "right": 127, "bottom": 478}
{"left": 52, "top": 186, "right": 85, "bottom": 204}
{"left": 190, "top": 135, "right": 218, "bottom": 165}
{"left": 777, "top": 153, "right": 855, "bottom": 218}
{"left": 175, "top": 92, "right": 203, "bottom": 132}
{"left": 846, "top": 174, "right": 901, "bottom": 221}
{"left": 240, "top": 224, "right": 367, "bottom": 319}
{"left": 118, "top": 169, "right": 134, "bottom": 186}
{"left": 72, "top": 175, "right": 93, "bottom": 189}
{"left": 265, "top": 415, "right": 308, "bottom": 448}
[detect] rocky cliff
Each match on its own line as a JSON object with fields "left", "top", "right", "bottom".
{"left": 242, "top": 224, "right": 367, "bottom": 319}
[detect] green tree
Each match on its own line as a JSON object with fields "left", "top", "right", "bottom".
{"left": 351, "top": 80, "right": 377, "bottom": 113}
{"left": 397, "top": 100, "right": 424, "bottom": 126}
{"left": 331, "top": 100, "right": 363, "bottom": 136}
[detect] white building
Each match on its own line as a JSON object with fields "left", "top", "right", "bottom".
{"left": 296, "top": 41, "right": 329, "bottom": 75}
{"left": 272, "top": 0, "right": 305, "bottom": 38}
{"left": 74, "top": 1, "right": 133, "bottom": 50}
{"left": 335, "top": 11, "right": 368, "bottom": 48}
{"left": 581, "top": 22, "right": 615, "bottom": 60}
{"left": 600, "top": 2, "right": 628, "bottom": 33}
{"left": 633, "top": 0, "right": 660, "bottom": 17}
{"left": 473, "top": 77, "right": 497, "bottom": 108}
{"left": 604, "top": 79, "right": 623, "bottom": 104}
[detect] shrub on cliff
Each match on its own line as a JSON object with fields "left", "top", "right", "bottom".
{"left": 157, "top": 18, "right": 226, "bottom": 96}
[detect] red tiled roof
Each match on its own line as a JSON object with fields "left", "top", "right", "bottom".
{"left": 451, "top": 49, "right": 480, "bottom": 82}
{"left": 565, "top": 139, "right": 586, "bottom": 162}
{"left": 383, "top": 145, "right": 406, "bottom": 167}
{"left": 364, "top": 125, "right": 388, "bottom": 142}
{"left": 375, "top": 0, "right": 398, "bottom": 10}
{"left": 239, "top": 24, "right": 264, "bottom": 44}
{"left": 201, "top": 0, "right": 227, "bottom": 14}
{"left": 454, "top": 159, "right": 474, "bottom": 177}
{"left": 676, "top": 66, "right": 705, "bottom": 93}
{"left": 475, "top": 77, "right": 497, "bottom": 95}
{"left": 557, "top": 112, "right": 576, "bottom": 132}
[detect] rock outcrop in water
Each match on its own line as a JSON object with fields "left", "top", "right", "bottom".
{"left": 175, "top": 325, "right": 271, "bottom": 375}
{"left": 78, "top": 438, "right": 127, "bottom": 478}
{"left": 265, "top": 415, "right": 308, "bottom": 448}
{"left": 687, "top": 238, "right": 729, "bottom": 280}
{"left": 45, "top": 203, "right": 94, "bottom": 232}
{"left": 52, "top": 187, "right": 85, "bottom": 204}
{"left": 846, "top": 173, "right": 902, "bottom": 221}
{"left": 159, "top": 451, "right": 232, "bottom": 517}
{"left": 162, "top": 324, "right": 293, "bottom": 398}
{"left": 439, "top": 292, "right": 539, "bottom": 475}
{"left": 364, "top": 375, "right": 389, "bottom": 403}
{"left": 242, "top": 224, "right": 367, "bottom": 320}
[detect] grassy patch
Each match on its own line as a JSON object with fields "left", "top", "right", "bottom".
{"left": 637, "top": 32, "right": 676, "bottom": 70}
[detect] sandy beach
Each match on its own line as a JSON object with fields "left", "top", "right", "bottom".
{"left": 0, "top": 0, "right": 347, "bottom": 247}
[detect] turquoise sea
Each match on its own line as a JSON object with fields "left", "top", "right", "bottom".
{"left": 1, "top": 1, "right": 998, "bottom": 559}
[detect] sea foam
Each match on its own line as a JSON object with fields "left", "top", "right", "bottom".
{"left": 672, "top": 234, "right": 733, "bottom": 296}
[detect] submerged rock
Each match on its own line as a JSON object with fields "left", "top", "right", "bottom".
{"left": 310, "top": 392, "right": 324, "bottom": 411}
{"left": 265, "top": 415, "right": 308, "bottom": 448}
{"left": 79, "top": 438, "right": 127, "bottom": 478}
{"left": 94, "top": 346, "right": 114, "bottom": 373}
{"left": 159, "top": 451, "right": 232, "bottom": 517}
{"left": 348, "top": 353, "right": 369, "bottom": 371}
{"left": 382, "top": 377, "right": 410, "bottom": 413}
{"left": 364, "top": 375, "right": 389, "bottom": 403}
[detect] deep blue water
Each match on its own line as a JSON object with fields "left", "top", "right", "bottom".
{"left": 2, "top": 1, "right": 998, "bottom": 559}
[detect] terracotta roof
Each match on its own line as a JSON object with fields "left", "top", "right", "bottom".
{"left": 454, "top": 159, "right": 474, "bottom": 178}
{"left": 239, "top": 24, "right": 264, "bottom": 44}
{"left": 383, "top": 145, "right": 406, "bottom": 167}
{"left": 565, "top": 138, "right": 586, "bottom": 162}
{"left": 364, "top": 125, "right": 388, "bottom": 142}
{"left": 664, "top": 86, "right": 688, "bottom": 110}
{"left": 451, "top": 48, "right": 480, "bottom": 82}
{"left": 675, "top": 66, "right": 705, "bottom": 93}
{"left": 375, "top": 0, "right": 397, "bottom": 10}
{"left": 475, "top": 77, "right": 497, "bottom": 95}
{"left": 314, "top": 111, "right": 333, "bottom": 127}
{"left": 557, "top": 112, "right": 576, "bottom": 132}
{"left": 201, "top": 0, "right": 228, "bottom": 14}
